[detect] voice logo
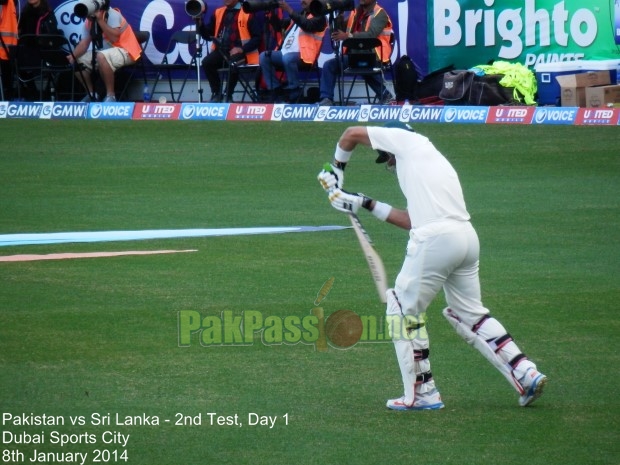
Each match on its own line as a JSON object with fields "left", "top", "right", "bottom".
{"left": 533, "top": 107, "right": 577, "bottom": 125}
{"left": 180, "top": 103, "right": 227, "bottom": 120}
{"left": 89, "top": 103, "right": 134, "bottom": 120}
{"left": 442, "top": 106, "right": 488, "bottom": 124}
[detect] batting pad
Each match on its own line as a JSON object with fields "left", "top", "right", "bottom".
{"left": 443, "top": 308, "right": 525, "bottom": 394}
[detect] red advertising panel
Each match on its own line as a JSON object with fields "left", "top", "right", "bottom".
{"left": 226, "top": 104, "right": 273, "bottom": 121}
{"left": 132, "top": 103, "right": 182, "bottom": 120}
{"left": 487, "top": 106, "right": 536, "bottom": 124}
{"left": 575, "top": 107, "right": 620, "bottom": 125}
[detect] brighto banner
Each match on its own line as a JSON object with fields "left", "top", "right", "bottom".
{"left": 432, "top": 0, "right": 613, "bottom": 68}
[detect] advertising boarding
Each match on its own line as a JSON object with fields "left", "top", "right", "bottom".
{"left": 430, "top": 0, "right": 620, "bottom": 72}
{"left": 48, "top": 0, "right": 620, "bottom": 78}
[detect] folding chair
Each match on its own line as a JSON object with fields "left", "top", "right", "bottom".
{"left": 150, "top": 30, "right": 198, "bottom": 102}
{"left": 13, "top": 36, "right": 44, "bottom": 100}
{"left": 40, "top": 34, "right": 84, "bottom": 101}
{"left": 291, "top": 59, "right": 321, "bottom": 103}
{"left": 17, "top": 34, "right": 82, "bottom": 101}
{"left": 341, "top": 36, "right": 393, "bottom": 105}
{"left": 218, "top": 56, "right": 260, "bottom": 103}
{"left": 268, "top": 56, "right": 321, "bottom": 103}
{"left": 118, "top": 30, "right": 150, "bottom": 101}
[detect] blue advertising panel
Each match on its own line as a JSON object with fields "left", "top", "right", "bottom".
{"left": 88, "top": 102, "right": 135, "bottom": 120}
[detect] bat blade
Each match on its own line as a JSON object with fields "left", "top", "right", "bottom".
{"left": 349, "top": 214, "right": 388, "bottom": 303}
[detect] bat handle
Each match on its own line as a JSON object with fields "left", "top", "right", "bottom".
{"left": 312, "top": 307, "right": 328, "bottom": 352}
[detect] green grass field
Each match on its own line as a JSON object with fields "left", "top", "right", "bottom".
{"left": 0, "top": 120, "right": 618, "bottom": 465}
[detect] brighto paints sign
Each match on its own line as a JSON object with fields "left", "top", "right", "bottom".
{"left": 432, "top": 0, "right": 612, "bottom": 68}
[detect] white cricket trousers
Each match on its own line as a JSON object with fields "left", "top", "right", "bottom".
{"left": 395, "top": 220, "right": 489, "bottom": 327}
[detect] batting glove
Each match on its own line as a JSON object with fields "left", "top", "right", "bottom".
{"left": 328, "top": 188, "right": 366, "bottom": 214}
{"left": 317, "top": 162, "right": 344, "bottom": 191}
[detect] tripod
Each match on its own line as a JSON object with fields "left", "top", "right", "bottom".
{"left": 193, "top": 18, "right": 204, "bottom": 102}
{"left": 329, "top": 11, "right": 346, "bottom": 105}
{"left": 262, "top": 8, "right": 282, "bottom": 95}
{"left": 83, "top": 17, "right": 101, "bottom": 101}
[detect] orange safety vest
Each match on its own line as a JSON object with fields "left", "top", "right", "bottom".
{"left": 283, "top": 13, "right": 325, "bottom": 65}
{"left": 345, "top": 4, "right": 392, "bottom": 63}
{"left": 0, "top": 0, "right": 18, "bottom": 60}
{"left": 211, "top": 7, "right": 258, "bottom": 65}
{"left": 86, "top": 8, "right": 141, "bottom": 61}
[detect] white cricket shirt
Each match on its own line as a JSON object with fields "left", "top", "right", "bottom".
{"left": 367, "top": 126, "right": 470, "bottom": 230}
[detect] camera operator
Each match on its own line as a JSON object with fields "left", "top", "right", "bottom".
{"left": 197, "top": 0, "right": 261, "bottom": 102}
{"left": 318, "top": 0, "right": 394, "bottom": 106}
{"left": 66, "top": 0, "right": 141, "bottom": 102}
{"left": 0, "top": 0, "right": 18, "bottom": 100}
{"left": 259, "top": 0, "right": 326, "bottom": 102}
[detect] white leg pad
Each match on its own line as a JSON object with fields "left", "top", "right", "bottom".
{"left": 392, "top": 339, "right": 417, "bottom": 403}
{"left": 388, "top": 289, "right": 436, "bottom": 403}
{"left": 443, "top": 307, "right": 525, "bottom": 394}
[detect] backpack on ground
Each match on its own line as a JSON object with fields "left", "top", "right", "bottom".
{"left": 393, "top": 55, "right": 418, "bottom": 102}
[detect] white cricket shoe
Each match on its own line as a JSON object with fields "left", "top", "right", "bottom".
{"left": 518, "top": 369, "right": 548, "bottom": 407}
{"left": 387, "top": 389, "right": 445, "bottom": 411}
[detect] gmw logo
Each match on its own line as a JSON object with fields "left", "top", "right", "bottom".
{"left": 40, "top": 102, "right": 53, "bottom": 119}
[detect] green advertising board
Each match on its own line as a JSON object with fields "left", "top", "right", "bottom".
{"left": 430, "top": 0, "right": 620, "bottom": 70}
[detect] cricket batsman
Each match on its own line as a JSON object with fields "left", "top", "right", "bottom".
{"left": 318, "top": 122, "right": 547, "bottom": 410}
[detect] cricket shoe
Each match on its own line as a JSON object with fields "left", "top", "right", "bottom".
{"left": 387, "top": 390, "right": 445, "bottom": 411}
{"left": 518, "top": 369, "right": 547, "bottom": 407}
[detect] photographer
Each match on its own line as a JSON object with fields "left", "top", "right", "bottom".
{"left": 67, "top": 0, "right": 141, "bottom": 102}
{"left": 198, "top": 0, "right": 261, "bottom": 102}
{"left": 318, "top": 0, "right": 393, "bottom": 106}
{"left": 259, "top": 0, "right": 326, "bottom": 102}
{"left": 0, "top": 0, "right": 18, "bottom": 100}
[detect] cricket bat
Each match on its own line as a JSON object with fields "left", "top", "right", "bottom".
{"left": 348, "top": 213, "right": 388, "bottom": 303}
